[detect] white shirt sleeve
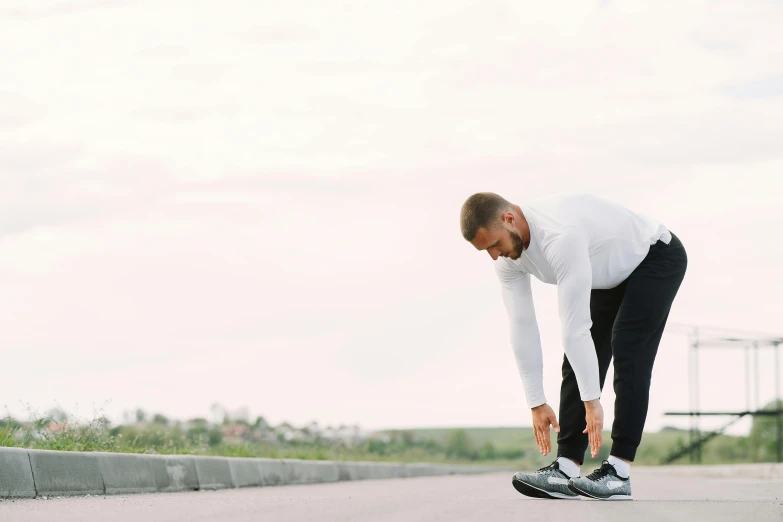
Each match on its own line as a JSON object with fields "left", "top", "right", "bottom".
{"left": 543, "top": 226, "right": 601, "bottom": 402}
{"left": 494, "top": 261, "right": 547, "bottom": 408}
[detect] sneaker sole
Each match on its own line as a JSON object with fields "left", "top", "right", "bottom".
{"left": 512, "top": 477, "right": 579, "bottom": 500}
{"left": 567, "top": 483, "right": 632, "bottom": 501}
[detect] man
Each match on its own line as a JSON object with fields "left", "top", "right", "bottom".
{"left": 459, "top": 192, "right": 687, "bottom": 501}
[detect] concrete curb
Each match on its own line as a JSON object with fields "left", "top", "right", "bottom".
{"left": 192, "top": 456, "right": 234, "bottom": 490}
{"left": 154, "top": 455, "right": 199, "bottom": 492}
{"left": 96, "top": 452, "right": 158, "bottom": 495}
{"left": 29, "top": 449, "right": 105, "bottom": 497}
{"left": 0, "top": 447, "right": 36, "bottom": 498}
{"left": 0, "top": 447, "right": 499, "bottom": 499}
{"left": 279, "top": 458, "right": 340, "bottom": 485}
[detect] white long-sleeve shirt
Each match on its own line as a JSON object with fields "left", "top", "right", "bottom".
{"left": 495, "top": 193, "right": 671, "bottom": 408}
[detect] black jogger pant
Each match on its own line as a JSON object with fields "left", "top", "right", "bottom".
{"left": 556, "top": 231, "right": 688, "bottom": 463}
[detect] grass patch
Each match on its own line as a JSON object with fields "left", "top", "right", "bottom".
{"left": 2, "top": 404, "right": 776, "bottom": 469}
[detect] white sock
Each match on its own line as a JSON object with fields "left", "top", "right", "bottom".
{"left": 608, "top": 455, "right": 630, "bottom": 478}
{"left": 556, "top": 457, "right": 580, "bottom": 478}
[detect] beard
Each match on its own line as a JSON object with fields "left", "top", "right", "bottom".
{"left": 508, "top": 230, "right": 525, "bottom": 260}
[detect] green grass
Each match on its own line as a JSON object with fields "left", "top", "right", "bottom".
{"left": 1, "top": 409, "right": 772, "bottom": 469}
{"left": 0, "top": 414, "right": 504, "bottom": 467}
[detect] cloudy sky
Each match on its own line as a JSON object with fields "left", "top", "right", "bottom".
{"left": 1, "top": 0, "right": 782, "bottom": 435}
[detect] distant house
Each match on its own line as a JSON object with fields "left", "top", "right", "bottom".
{"left": 46, "top": 421, "right": 68, "bottom": 434}
{"left": 222, "top": 423, "right": 250, "bottom": 443}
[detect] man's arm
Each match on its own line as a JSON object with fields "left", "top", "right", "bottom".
{"left": 545, "top": 226, "right": 604, "bottom": 457}
{"left": 544, "top": 226, "right": 601, "bottom": 400}
{"left": 495, "top": 261, "right": 562, "bottom": 455}
{"left": 494, "top": 262, "right": 546, "bottom": 408}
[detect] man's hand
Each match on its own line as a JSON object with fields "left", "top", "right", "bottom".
{"left": 531, "top": 403, "right": 560, "bottom": 456}
{"left": 583, "top": 399, "right": 604, "bottom": 458}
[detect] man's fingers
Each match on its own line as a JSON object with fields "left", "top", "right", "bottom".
{"left": 534, "top": 425, "right": 550, "bottom": 455}
{"left": 584, "top": 426, "right": 592, "bottom": 457}
{"left": 583, "top": 424, "right": 598, "bottom": 457}
{"left": 589, "top": 425, "right": 594, "bottom": 452}
{"left": 587, "top": 427, "right": 594, "bottom": 456}
{"left": 592, "top": 426, "right": 601, "bottom": 457}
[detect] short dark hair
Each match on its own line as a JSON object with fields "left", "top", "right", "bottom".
{"left": 460, "top": 192, "right": 513, "bottom": 241}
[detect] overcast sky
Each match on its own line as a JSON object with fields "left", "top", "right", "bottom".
{"left": 1, "top": 0, "right": 782, "bottom": 435}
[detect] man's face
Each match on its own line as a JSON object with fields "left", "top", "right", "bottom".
{"left": 471, "top": 225, "right": 524, "bottom": 261}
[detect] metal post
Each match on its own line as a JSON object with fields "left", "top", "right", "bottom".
{"left": 754, "top": 342, "right": 760, "bottom": 411}
{"left": 745, "top": 345, "right": 751, "bottom": 412}
{"left": 688, "top": 328, "right": 701, "bottom": 463}
{"left": 775, "top": 343, "right": 781, "bottom": 463}
{"left": 688, "top": 331, "right": 694, "bottom": 463}
{"left": 694, "top": 336, "right": 701, "bottom": 463}
{"left": 754, "top": 341, "right": 760, "bottom": 463}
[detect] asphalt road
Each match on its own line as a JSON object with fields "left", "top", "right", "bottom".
{"left": 2, "top": 469, "right": 782, "bottom": 522}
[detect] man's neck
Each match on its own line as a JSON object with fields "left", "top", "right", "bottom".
{"left": 514, "top": 206, "right": 531, "bottom": 250}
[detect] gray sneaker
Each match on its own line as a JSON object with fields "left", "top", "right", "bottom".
{"left": 568, "top": 461, "right": 632, "bottom": 501}
{"left": 511, "top": 461, "right": 580, "bottom": 500}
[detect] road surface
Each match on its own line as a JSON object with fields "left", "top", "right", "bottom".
{"left": 2, "top": 468, "right": 782, "bottom": 521}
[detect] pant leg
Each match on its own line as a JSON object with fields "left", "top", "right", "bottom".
{"left": 610, "top": 232, "right": 688, "bottom": 461}
{"left": 557, "top": 282, "right": 626, "bottom": 464}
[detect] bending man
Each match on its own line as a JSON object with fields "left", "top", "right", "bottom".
{"left": 459, "top": 192, "right": 687, "bottom": 501}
